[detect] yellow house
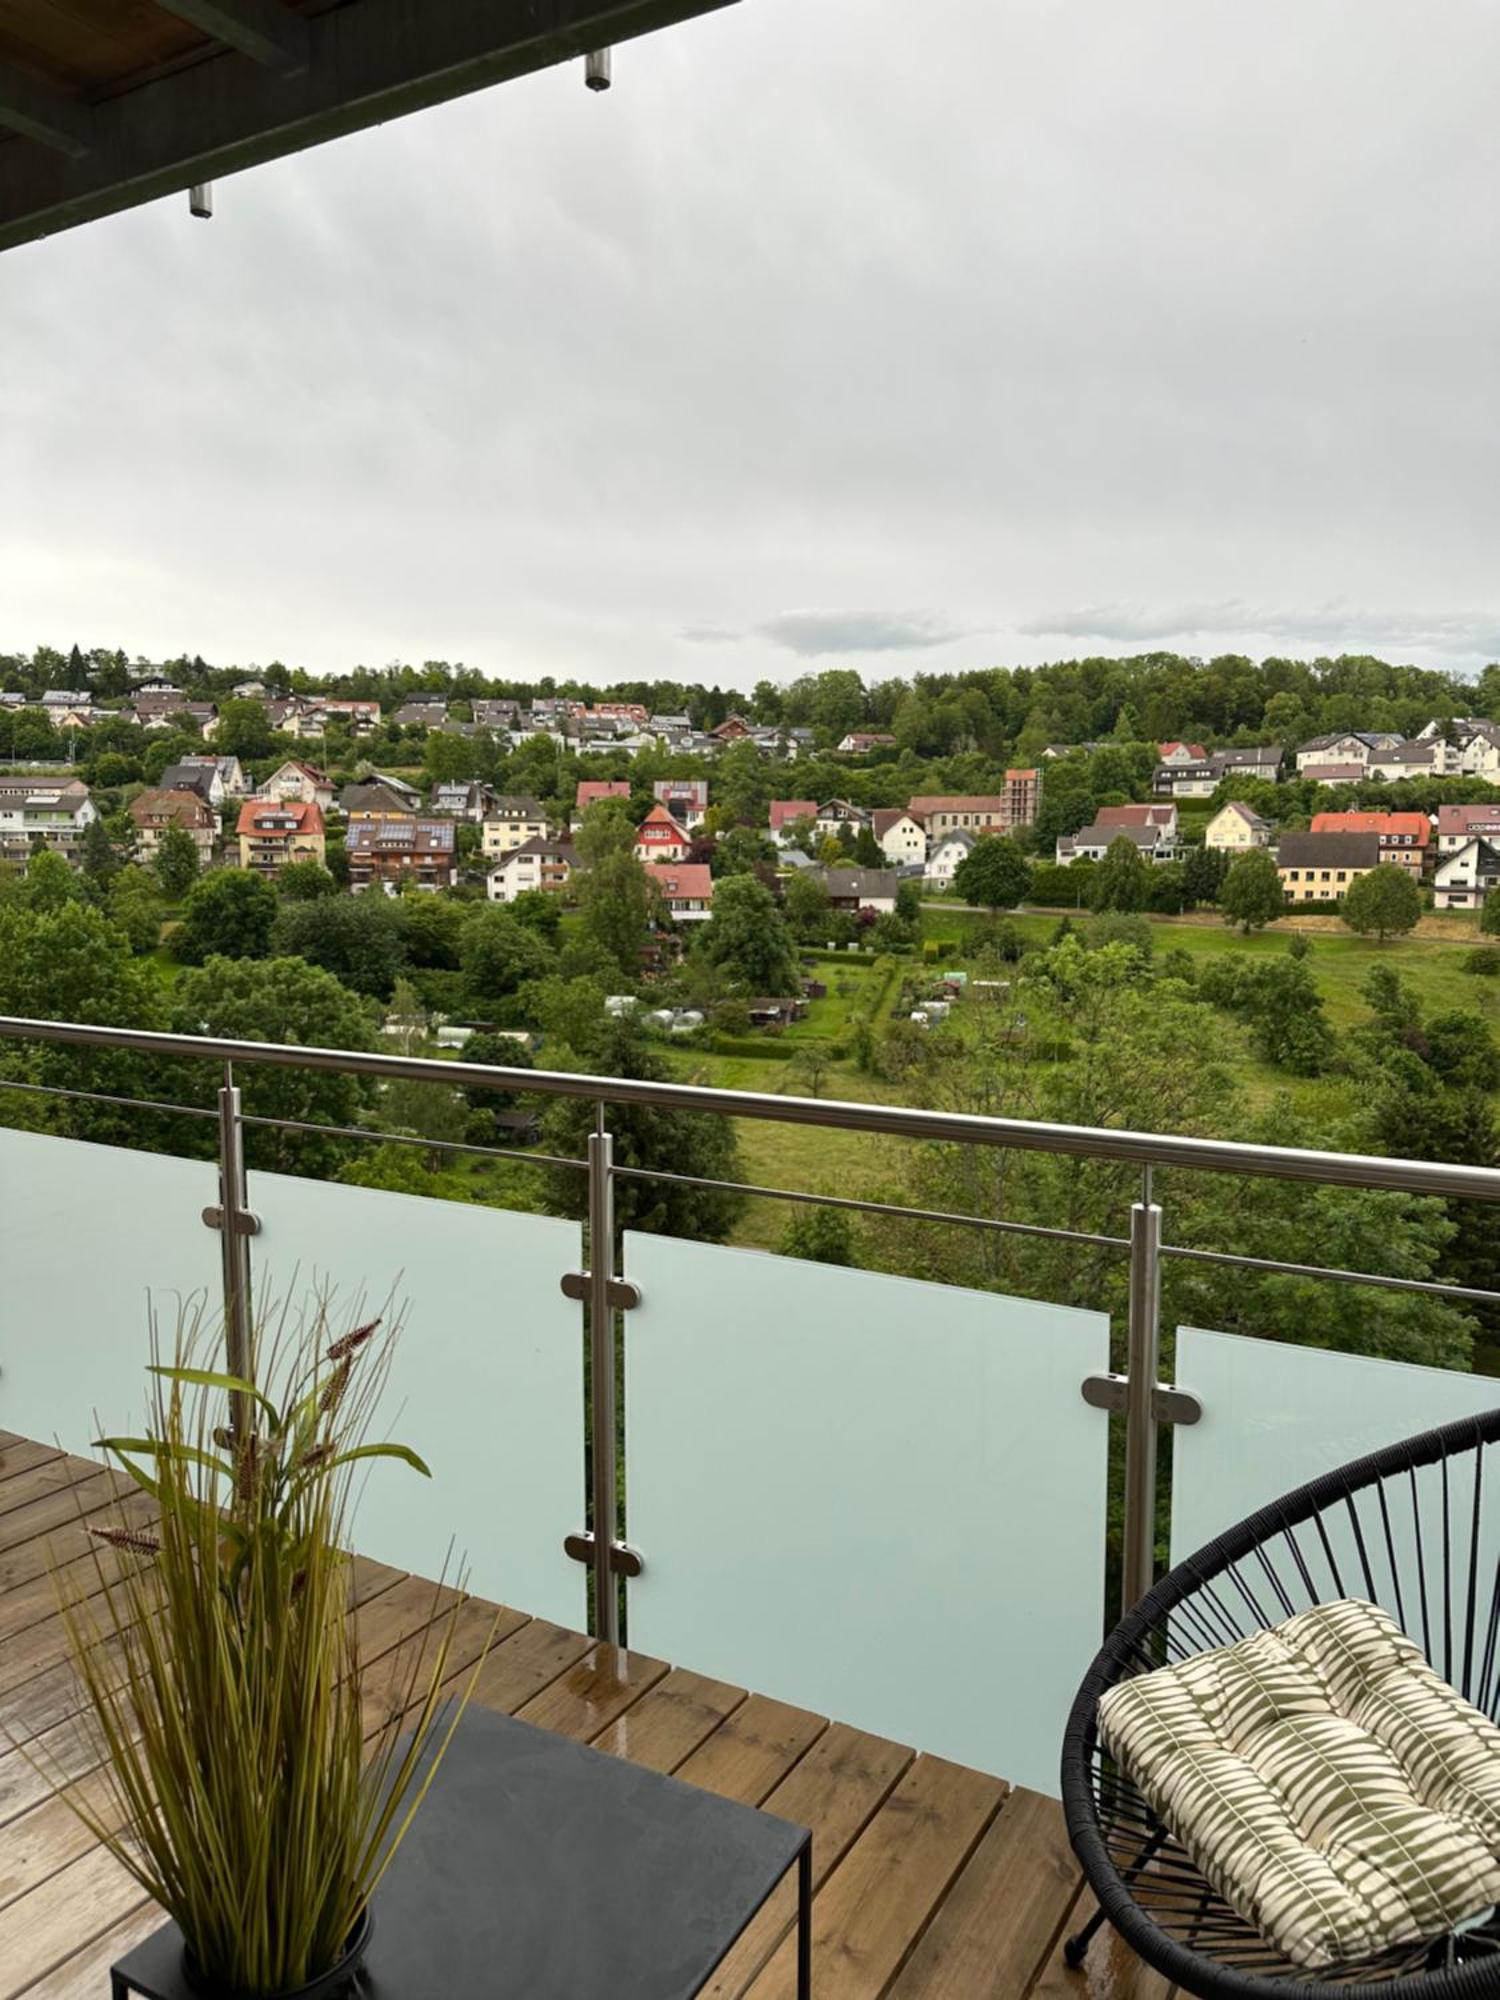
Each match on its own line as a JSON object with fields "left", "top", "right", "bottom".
{"left": 236, "top": 799, "right": 326, "bottom": 875}
{"left": 1205, "top": 801, "right": 1271, "bottom": 853}
{"left": 481, "top": 795, "right": 552, "bottom": 860}
{"left": 1276, "top": 830, "right": 1379, "bottom": 904}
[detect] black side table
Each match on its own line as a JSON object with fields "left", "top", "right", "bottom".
{"left": 111, "top": 1704, "right": 812, "bottom": 1999}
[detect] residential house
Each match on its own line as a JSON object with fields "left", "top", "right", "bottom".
{"left": 1365, "top": 740, "right": 1458, "bottom": 782}
{"left": 836, "top": 732, "right": 897, "bottom": 754}
{"left": 430, "top": 780, "right": 494, "bottom": 822}
{"left": 634, "top": 804, "right": 692, "bottom": 864}
{"left": 768, "top": 800, "right": 818, "bottom": 844}
{"left": 1094, "top": 803, "right": 1179, "bottom": 852}
{"left": 236, "top": 799, "right": 326, "bottom": 874}
{"left": 0, "top": 776, "right": 96, "bottom": 861}
{"left": 1298, "top": 762, "right": 1366, "bottom": 788}
{"left": 813, "top": 799, "right": 870, "bottom": 839}
{"left": 1310, "top": 811, "right": 1430, "bottom": 878}
{"left": 924, "top": 829, "right": 976, "bottom": 889}
{"left": 482, "top": 796, "right": 552, "bottom": 860}
{"left": 129, "top": 788, "right": 216, "bottom": 865}
{"left": 256, "top": 761, "right": 333, "bottom": 812}
{"left": 589, "top": 702, "right": 650, "bottom": 727}
{"left": 130, "top": 691, "right": 192, "bottom": 730}
{"left": 1214, "top": 746, "right": 1283, "bottom": 780}
{"left": 340, "top": 782, "right": 420, "bottom": 822}
{"left": 652, "top": 779, "right": 709, "bottom": 829}
{"left": 1452, "top": 721, "right": 1500, "bottom": 779}
{"left": 346, "top": 818, "right": 456, "bottom": 893}
{"left": 299, "top": 699, "right": 381, "bottom": 736}
{"left": 1157, "top": 741, "right": 1208, "bottom": 765}
{"left": 644, "top": 861, "right": 714, "bottom": 922}
{"left": 392, "top": 698, "right": 450, "bottom": 727}
{"left": 182, "top": 702, "right": 219, "bottom": 738}
{"left": 472, "top": 699, "right": 522, "bottom": 732}
{"left": 1275, "top": 830, "right": 1380, "bottom": 903}
{"left": 1152, "top": 759, "right": 1222, "bottom": 799}
{"left": 130, "top": 674, "right": 180, "bottom": 696}
{"left": 871, "top": 808, "right": 928, "bottom": 867}
{"left": 160, "top": 760, "right": 225, "bottom": 808}
{"left": 184, "top": 754, "right": 249, "bottom": 797}
{"left": 1437, "top": 805, "right": 1500, "bottom": 855}
{"left": 1294, "top": 732, "right": 1399, "bottom": 773}
{"left": 230, "top": 679, "right": 267, "bottom": 699}
{"left": 1434, "top": 839, "right": 1500, "bottom": 911}
{"left": 487, "top": 836, "right": 578, "bottom": 903}
{"left": 1205, "top": 802, "right": 1272, "bottom": 853}
{"left": 711, "top": 715, "right": 753, "bottom": 744}
{"left": 576, "top": 780, "right": 631, "bottom": 815}
{"left": 1056, "top": 822, "right": 1172, "bottom": 866}
{"left": 818, "top": 867, "right": 901, "bottom": 914}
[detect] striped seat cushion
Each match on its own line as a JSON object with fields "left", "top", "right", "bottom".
{"left": 1098, "top": 1598, "right": 1500, "bottom": 1968}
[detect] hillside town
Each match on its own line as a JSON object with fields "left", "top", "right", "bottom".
{"left": 5, "top": 653, "right": 1500, "bottom": 926}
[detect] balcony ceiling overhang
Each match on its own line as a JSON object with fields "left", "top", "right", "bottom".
{"left": 0, "top": 0, "right": 738, "bottom": 254}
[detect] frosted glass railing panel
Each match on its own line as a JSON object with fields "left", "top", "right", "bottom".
{"left": 246, "top": 1172, "right": 584, "bottom": 1628}
{"left": 624, "top": 1234, "right": 1111, "bottom": 1795}
{"left": 1172, "top": 1328, "right": 1500, "bottom": 1679}
{"left": 0, "top": 1129, "right": 220, "bottom": 1457}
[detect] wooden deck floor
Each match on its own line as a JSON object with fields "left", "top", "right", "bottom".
{"left": 0, "top": 1433, "right": 1174, "bottom": 1999}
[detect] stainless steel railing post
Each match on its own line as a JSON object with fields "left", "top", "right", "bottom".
{"left": 214, "top": 1062, "right": 255, "bottom": 1442}
{"left": 588, "top": 1106, "right": 621, "bottom": 1648}
{"left": 1121, "top": 1172, "right": 1163, "bottom": 1614}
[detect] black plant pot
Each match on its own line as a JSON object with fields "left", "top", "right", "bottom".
{"left": 181, "top": 1907, "right": 373, "bottom": 2000}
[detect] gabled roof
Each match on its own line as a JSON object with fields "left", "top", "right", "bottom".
{"left": 818, "top": 866, "right": 902, "bottom": 898}
{"left": 769, "top": 800, "right": 818, "bottom": 829}
{"left": 637, "top": 803, "right": 689, "bottom": 836}
{"left": 346, "top": 819, "right": 454, "bottom": 856}
{"left": 128, "top": 787, "right": 214, "bottom": 830}
{"left": 237, "top": 799, "right": 324, "bottom": 838}
{"left": 1215, "top": 801, "right": 1270, "bottom": 830}
{"left": 908, "top": 795, "right": 1009, "bottom": 814}
{"left": 1275, "top": 830, "right": 1381, "bottom": 869}
{"left": 494, "top": 836, "right": 577, "bottom": 869}
{"left": 487, "top": 795, "right": 547, "bottom": 819}
{"left": 1438, "top": 804, "right": 1500, "bottom": 837}
{"left": 340, "top": 783, "right": 416, "bottom": 817}
{"left": 576, "top": 780, "right": 632, "bottom": 810}
{"left": 871, "top": 807, "right": 922, "bottom": 837}
{"left": 1095, "top": 804, "right": 1175, "bottom": 829}
{"left": 644, "top": 862, "right": 713, "bottom": 900}
{"left": 1311, "top": 811, "right": 1429, "bottom": 843}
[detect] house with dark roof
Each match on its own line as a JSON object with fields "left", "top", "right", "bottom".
{"left": 1275, "top": 830, "right": 1380, "bottom": 903}
{"left": 1435, "top": 838, "right": 1500, "bottom": 911}
{"left": 817, "top": 867, "right": 901, "bottom": 914}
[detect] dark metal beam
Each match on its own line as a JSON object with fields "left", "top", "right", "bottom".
{"left": 0, "top": 0, "right": 739, "bottom": 254}
{"left": 152, "top": 0, "right": 311, "bottom": 77}
{"left": 0, "top": 60, "right": 94, "bottom": 160}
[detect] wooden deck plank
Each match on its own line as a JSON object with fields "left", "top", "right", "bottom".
{"left": 701, "top": 1721, "right": 915, "bottom": 1998}
{"left": 0, "top": 1838, "right": 140, "bottom": 1998}
{"left": 1027, "top": 1902, "right": 1177, "bottom": 2000}
{"left": 590, "top": 1665, "right": 747, "bottom": 1775}
{"left": 0, "top": 1439, "right": 64, "bottom": 1484}
{"left": 14, "top": 1897, "right": 161, "bottom": 2000}
{"left": 0, "top": 1484, "right": 153, "bottom": 1603}
{"left": 462, "top": 1615, "right": 596, "bottom": 1714}
{"left": 673, "top": 1692, "right": 828, "bottom": 1807}
{"left": 744, "top": 1753, "right": 1006, "bottom": 2000}
{"left": 513, "top": 1640, "right": 670, "bottom": 1741}
{"left": 0, "top": 1456, "right": 107, "bottom": 1527}
{"left": 0, "top": 1476, "right": 129, "bottom": 1575}
{"left": 886, "top": 1787, "right": 1079, "bottom": 1998}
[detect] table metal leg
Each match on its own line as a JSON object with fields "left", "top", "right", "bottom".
{"left": 798, "top": 1838, "right": 813, "bottom": 1999}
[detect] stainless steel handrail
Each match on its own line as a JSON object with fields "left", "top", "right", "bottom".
{"left": 4, "top": 1014, "right": 1499, "bottom": 1202}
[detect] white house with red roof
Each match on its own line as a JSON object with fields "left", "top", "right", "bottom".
{"left": 1158, "top": 740, "right": 1208, "bottom": 764}
{"left": 634, "top": 804, "right": 691, "bottom": 863}
{"left": 575, "top": 780, "right": 631, "bottom": 815}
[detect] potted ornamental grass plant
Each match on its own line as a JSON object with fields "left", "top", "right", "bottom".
{"left": 26, "top": 1294, "right": 482, "bottom": 2000}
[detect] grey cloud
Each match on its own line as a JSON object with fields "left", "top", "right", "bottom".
{"left": 1019, "top": 603, "right": 1500, "bottom": 661}
{"left": 755, "top": 611, "right": 967, "bottom": 657}
{"left": 1, "top": 0, "right": 1497, "bottom": 682}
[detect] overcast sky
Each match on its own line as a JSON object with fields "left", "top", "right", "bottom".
{"left": 2, "top": 0, "right": 1497, "bottom": 688}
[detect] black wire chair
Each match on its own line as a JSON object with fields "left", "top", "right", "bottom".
{"left": 1061, "top": 1405, "right": 1500, "bottom": 1998}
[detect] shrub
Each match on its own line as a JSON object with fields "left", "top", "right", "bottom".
{"left": 1465, "top": 947, "right": 1500, "bottom": 977}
